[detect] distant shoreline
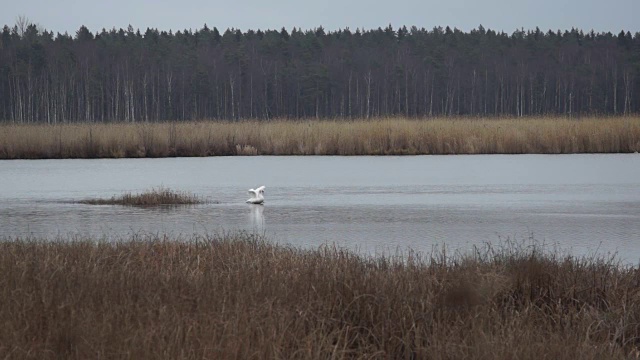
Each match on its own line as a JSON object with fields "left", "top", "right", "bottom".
{"left": 1, "top": 116, "right": 639, "bottom": 159}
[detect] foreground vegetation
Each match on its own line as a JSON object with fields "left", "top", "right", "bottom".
{"left": 1, "top": 116, "right": 639, "bottom": 159}
{"left": 78, "top": 187, "right": 205, "bottom": 206}
{"left": 1, "top": 233, "right": 639, "bottom": 359}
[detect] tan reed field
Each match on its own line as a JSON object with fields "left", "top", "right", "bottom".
{"left": 1, "top": 116, "right": 639, "bottom": 159}
{"left": 1, "top": 233, "right": 639, "bottom": 359}
{"left": 78, "top": 187, "right": 206, "bottom": 206}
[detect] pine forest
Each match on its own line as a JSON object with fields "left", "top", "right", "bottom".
{"left": 1, "top": 22, "right": 639, "bottom": 123}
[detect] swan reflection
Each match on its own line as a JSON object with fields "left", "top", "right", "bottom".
{"left": 248, "top": 204, "right": 265, "bottom": 233}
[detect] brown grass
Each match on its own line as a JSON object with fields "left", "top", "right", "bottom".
{"left": 1, "top": 116, "right": 639, "bottom": 158}
{"left": 1, "top": 233, "right": 639, "bottom": 359}
{"left": 78, "top": 187, "right": 206, "bottom": 206}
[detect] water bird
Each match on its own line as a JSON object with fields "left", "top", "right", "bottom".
{"left": 246, "top": 185, "right": 266, "bottom": 204}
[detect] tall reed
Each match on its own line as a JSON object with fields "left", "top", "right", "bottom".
{"left": 0, "top": 233, "right": 639, "bottom": 359}
{"left": 1, "top": 116, "right": 639, "bottom": 159}
{"left": 78, "top": 187, "right": 206, "bottom": 206}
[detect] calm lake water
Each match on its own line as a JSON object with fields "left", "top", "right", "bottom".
{"left": 1, "top": 155, "right": 640, "bottom": 262}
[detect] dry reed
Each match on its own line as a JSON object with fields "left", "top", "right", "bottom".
{"left": 1, "top": 233, "right": 639, "bottom": 359}
{"left": 78, "top": 187, "right": 206, "bottom": 206}
{"left": 1, "top": 116, "right": 639, "bottom": 159}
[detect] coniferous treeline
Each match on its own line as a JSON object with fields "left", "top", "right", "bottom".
{"left": 1, "top": 22, "right": 639, "bottom": 123}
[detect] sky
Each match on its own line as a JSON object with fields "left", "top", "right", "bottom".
{"left": 1, "top": 0, "right": 638, "bottom": 36}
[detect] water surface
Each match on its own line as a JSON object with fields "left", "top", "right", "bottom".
{"left": 1, "top": 155, "right": 639, "bottom": 261}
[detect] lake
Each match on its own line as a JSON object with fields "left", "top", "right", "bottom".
{"left": 1, "top": 155, "right": 639, "bottom": 262}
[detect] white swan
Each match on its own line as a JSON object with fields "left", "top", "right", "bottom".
{"left": 246, "top": 185, "right": 265, "bottom": 204}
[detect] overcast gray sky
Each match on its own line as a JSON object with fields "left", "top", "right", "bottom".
{"left": 2, "top": 0, "right": 638, "bottom": 35}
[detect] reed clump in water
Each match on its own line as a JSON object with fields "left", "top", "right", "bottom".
{"left": 79, "top": 187, "right": 205, "bottom": 206}
{"left": 0, "top": 233, "right": 639, "bottom": 359}
{"left": 1, "top": 116, "right": 639, "bottom": 158}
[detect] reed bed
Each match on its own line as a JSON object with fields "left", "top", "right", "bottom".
{"left": 1, "top": 233, "right": 639, "bottom": 359}
{"left": 78, "top": 187, "right": 206, "bottom": 206}
{"left": 1, "top": 116, "right": 639, "bottom": 159}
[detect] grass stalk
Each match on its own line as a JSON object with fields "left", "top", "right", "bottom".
{"left": 0, "top": 233, "right": 638, "bottom": 359}
{"left": 1, "top": 116, "right": 639, "bottom": 159}
{"left": 78, "top": 187, "right": 206, "bottom": 206}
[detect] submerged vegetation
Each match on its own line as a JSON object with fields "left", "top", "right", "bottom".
{"left": 1, "top": 116, "right": 639, "bottom": 159}
{"left": 1, "top": 233, "right": 639, "bottom": 359}
{"left": 79, "top": 187, "right": 205, "bottom": 206}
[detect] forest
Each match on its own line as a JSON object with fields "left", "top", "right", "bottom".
{"left": 1, "top": 21, "right": 639, "bottom": 123}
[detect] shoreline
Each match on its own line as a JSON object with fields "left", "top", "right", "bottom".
{"left": 0, "top": 233, "right": 637, "bottom": 358}
{"left": 1, "top": 116, "right": 639, "bottom": 159}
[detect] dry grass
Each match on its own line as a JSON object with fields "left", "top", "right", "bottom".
{"left": 78, "top": 187, "right": 205, "bottom": 206}
{"left": 1, "top": 233, "right": 640, "bottom": 359}
{"left": 1, "top": 116, "right": 639, "bottom": 158}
